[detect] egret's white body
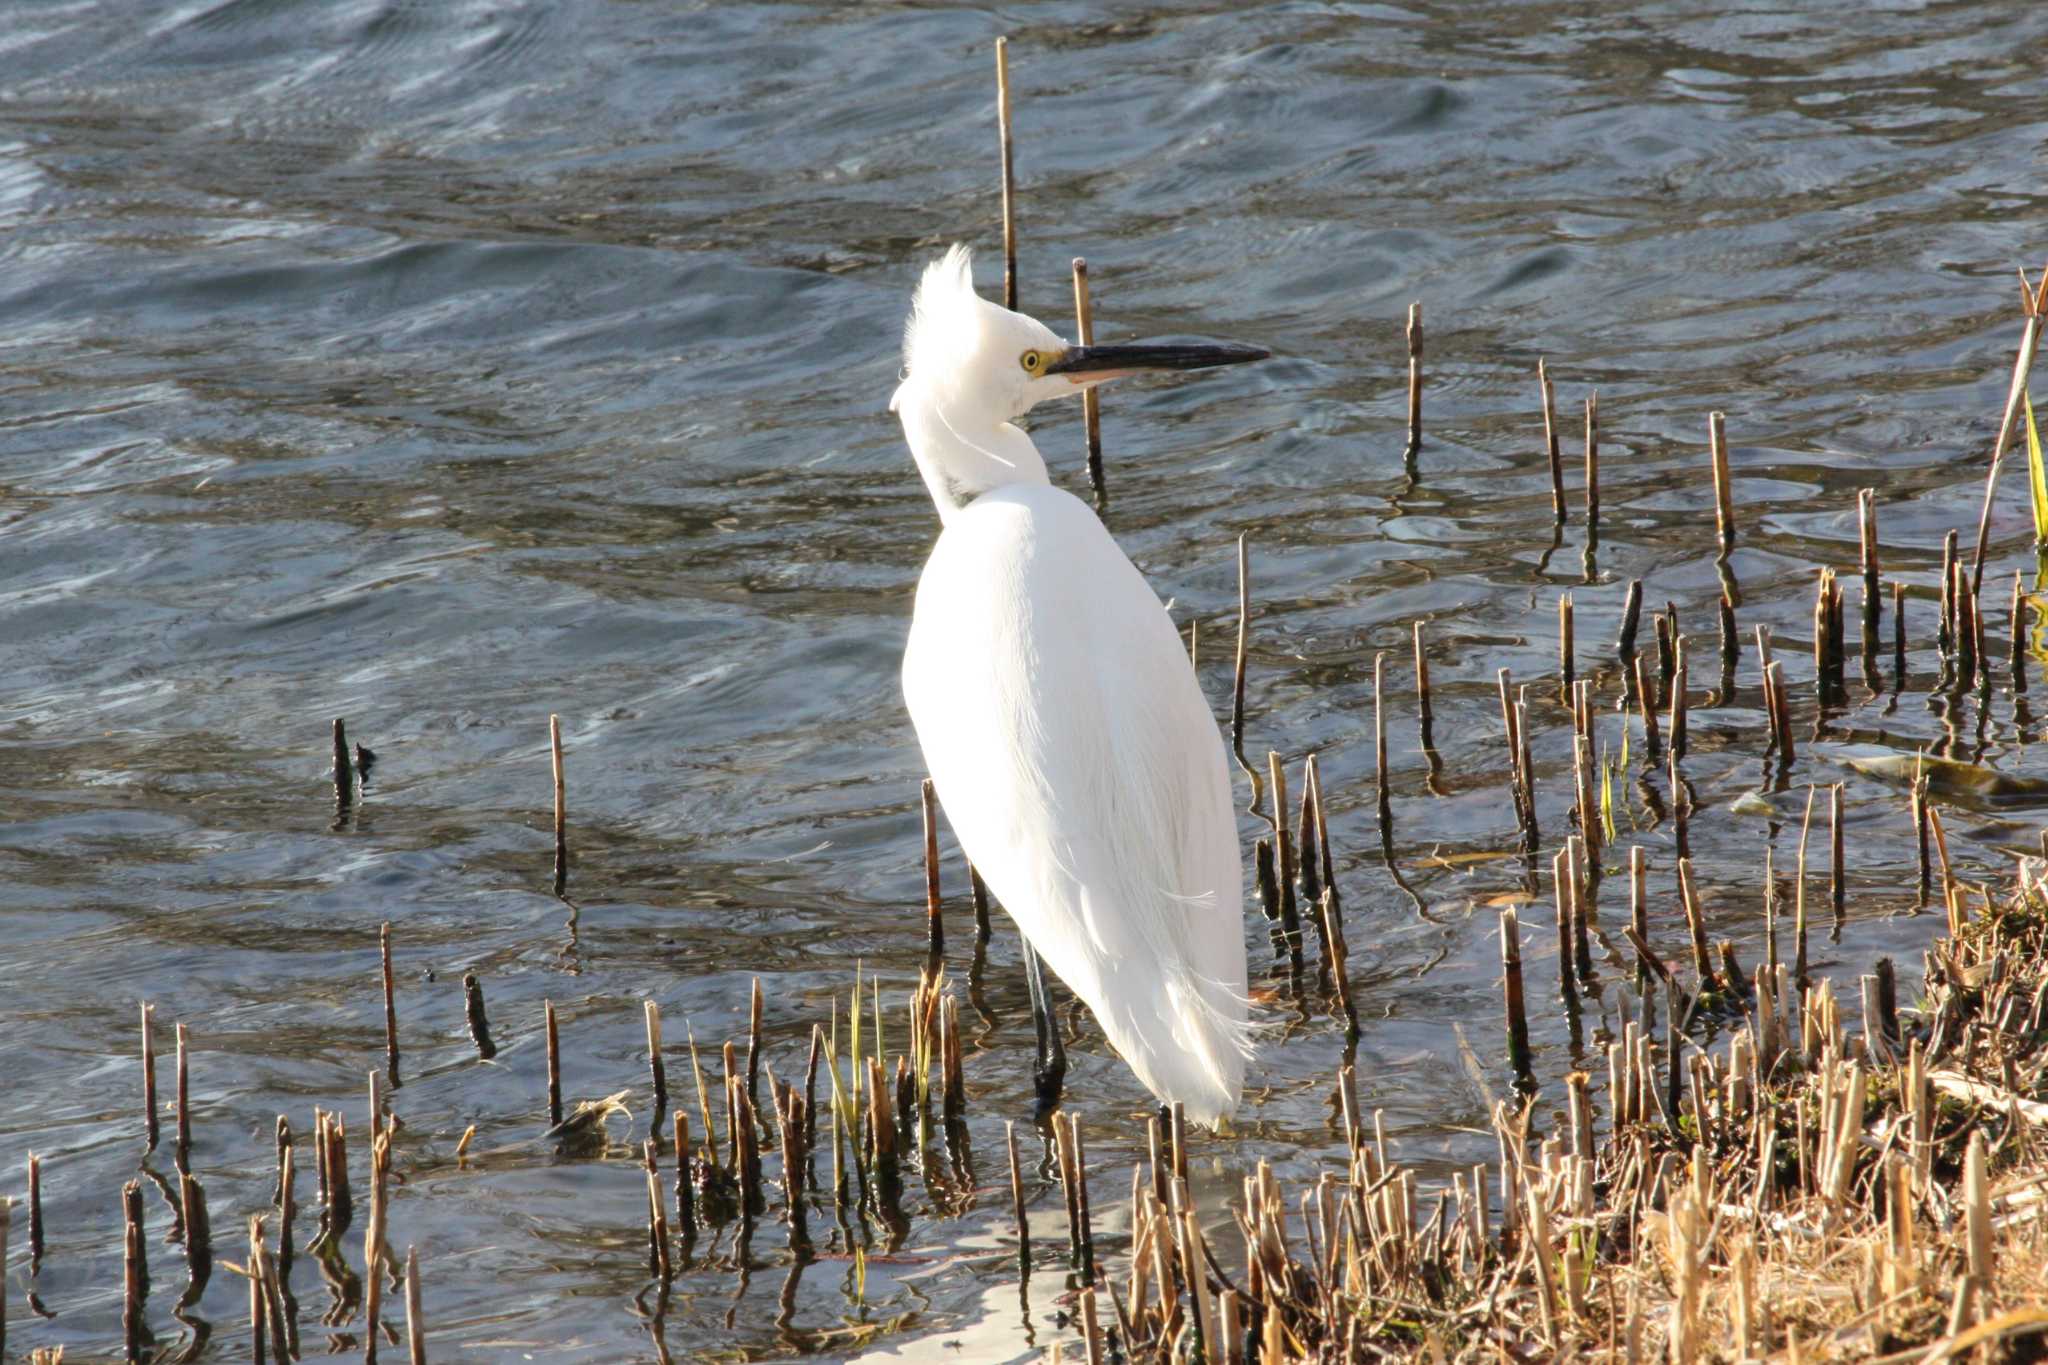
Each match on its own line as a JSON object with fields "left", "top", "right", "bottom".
{"left": 890, "top": 246, "right": 1255, "bottom": 1125}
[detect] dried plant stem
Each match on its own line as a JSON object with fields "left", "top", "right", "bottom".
{"left": 1710, "top": 411, "right": 1735, "bottom": 555}
{"left": 1583, "top": 392, "right": 1599, "bottom": 526}
{"left": 1968, "top": 267, "right": 2048, "bottom": 595}
{"left": 1540, "top": 358, "right": 1564, "bottom": 521}
{"left": 381, "top": 921, "right": 400, "bottom": 1084}
{"left": 1404, "top": 303, "right": 1423, "bottom": 459}
{"left": 921, "top": 777, "right": 944, "bottom": 977}
{"left": 995, "top": 38, "right": 1017, "bottom": 313}
{"left": 550, "top": 713, "right": 567, "bottom": 895}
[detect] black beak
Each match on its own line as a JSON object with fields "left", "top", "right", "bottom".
{"left": 1042, "top": 341, "right": 1270, "bottom": 376}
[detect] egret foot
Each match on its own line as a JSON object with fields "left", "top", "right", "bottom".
{"left": 1022, "top": 938, "right": 1067, "bottom": 1115}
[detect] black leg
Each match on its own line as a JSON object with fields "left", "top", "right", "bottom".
{"left": 1022, "top": 937, "right": 1066, "bottom": 1114}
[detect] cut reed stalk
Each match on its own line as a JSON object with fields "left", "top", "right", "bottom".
{"left": 1634, "top": 653, "right": 1661, "bottom": 760}
{"left": 545, "top": 1000, "right": 562, "bottom": 1128}
{"left": 462, "top": 973, "right": 497, "bottom": 1061}
{"left": 27, "top": 1152, "right": 43, "bottom": 1273}
{"left": 122, "top": 1180, "right": 145, "bottom": 1363}
{"left": 1540, "top": 358, "right": 1564, "bottom": 521}
{"left": 1618, "top": 579, "right": 1643, "bottom": 684}
{"left": 1895, "top": 580, "right": 1908, "bottom": 688}
{"left": 1374, "top": 653, "right": 1390, "bottom": 830}
{"left": 1268, "top": 751, "right": 1301, "bottom": 955}
{"left": 647, "top": 1001, "right": 668, "bottom": 1138}
{"left": 995, "top": 38, "right": 1016, "bottom": 313}
{"left": 1710, "top": 410, "right": 1734, "bottom": 554}
{"left": 380, "top": 920, "right": 400, "bottom": 1085}
{"left": 1404, "top": 303, "right": 1423, "bottom": 459}
{"left": 141, "top": 1002, "right": 158, "bottom": 1155}
{"left": 550, "top": 712, "right": 567, "bottom": 895}
{"left": 404, "top": 1245, "right": 426, "bottom": 1364}
{"left": 921, "top": 777, "right": 944, "bottom": 978}
{"left": 174, "top": 1022, "right": 190, "bottom": 1174}
{"left": 1668, "top": 635, "right": 1689, "bottom": 759}
{"left": 1559, "top": 593, "right": 1574, "bottom": 699}
{"left": 1414, "top": 620, "right": 1434, "bottom": 742}
{"left": 2014, "top": 570, "right": 2030, "bottom": 694}
{"left": 673, "top": 1110, "right": 695, "bottom": 1241}
{"left": 1584, "top": 392, "right": 1599, "bottom": 527}
{"left": 1006, "top": 1119, "right": 1030, "bottom": 1278}
{"left": 333, "top": 716, "right": 353, "bottom": 812}
{"left": 1829, "top": 783, "right": 1845, "bottom": 920}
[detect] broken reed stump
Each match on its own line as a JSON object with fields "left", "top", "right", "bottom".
{"left": 1669, "top": 636, "right": 1689, "bottom": 760}
{"left": 381, "top": 921, "right": 401, "bottom": 1085}
{"left": 1403, "top": 302, "right": 1423, "bottom": 459}
{"left": 1373, "top": 653, "right": 1391, "bottom": 831}
{"left": 672, "top": 1110, "right": 696, "bottom": 1242}
{"left": 1843, "top": 777, "right": 1859, "bottom": 916}
{"left": 463, "top": 972, "right": 497, "bottom": 1060}
{"left": 1859, "top": 488, "right": 1881, "bottom": 631}
{"left": 1633, "top": 654, "right": 1661, "bottom": 760}
{"left": 141, "top": 1001, "right": 159, "bottom": 1155}
{"left": 404, "top": 1245, "right": 426, "bottom": 1364}
{"left": 1413, "top": 620, "right": 1434, "bottom": 750}
{"left": 646, "top": 1000, "right": 668, "bottom": 1139}
{"left": 545, "top": 1000, "right": 562, "bottom": 1128}
{"left": 1709, "top": 410, "right": 1735, "bottom": 555}
{"left": 1895, "top": 580, "right": 1909, "bottom": 688}
{"left": 275, "top": 1124, "right": 295, "bottom": 1274}
{"left": 746, "top": 975, "right": 765, "bottom": 1113}
{"left": 1267, "top": 751, "right": 1303, "bottom": 966}
{"left": 1558, "top": 846, "right": 1585, "bottom": 998}
{"left": 1539, "top": 358, "right": 1564, "bottom": 522}
{"left": 1583, "top": 392, "right": 1599, "bottom": 527}
{"left": 1558, "top": 593, "right": 1574, "bottom": 699}
{"left": 122, "top": 1180, "right": 146, "bottom": 1362}
{"left": 1071, "top": 258, "right": 1106, "bottom": 507}
{"left": 333, "top": 717, "right": 353, "bottom": 811}
{"left": 1230, "top": 534, "right": 1261, "bottom": 814}
{"left": 2013, "top": 570, "right": 2030, "bottom": 694}
{"left": 921, "top": 777, "right": 944, "bottom": 978}
{"left": 1501, "top": 908, "right": 1533, "bottom": 1083}
{"left": 995, "top": 37, "right": 1017, "bottom": 313}
{"left": 1006, "top": 1119, "right": 1030, "bottom": 1277}
{"left": 27, "top": 1151, "right": 44, "bottom": 1272}
{"left": 550, "top": 713, "right": 568, "bottom": 896}
{"left": 174, "top": 1021, "right": 190, "bottom": 1174}
{"left": 1616, "top": 580, "right": 1643, "bottom": 688}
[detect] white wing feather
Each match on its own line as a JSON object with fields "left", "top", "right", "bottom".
{"left": 902, "top": 483, "right": 1249, "bottom": 1124}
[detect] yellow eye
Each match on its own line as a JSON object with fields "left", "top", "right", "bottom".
{"left": 1020, "top": 349, "right": 1045, "bottom": 374}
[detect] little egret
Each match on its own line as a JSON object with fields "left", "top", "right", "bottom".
{"left": 890, "top": 245, "right": 1267, "bottom": 1127}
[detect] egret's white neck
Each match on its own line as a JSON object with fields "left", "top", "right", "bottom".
{"left": 893, "top": 383, "right": 1050, "bottom": 523}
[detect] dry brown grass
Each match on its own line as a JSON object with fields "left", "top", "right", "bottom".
{"left": 1102, "top": 864, "right": 2048, "bottom": 1363}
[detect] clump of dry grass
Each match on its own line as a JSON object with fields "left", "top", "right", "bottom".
{"left": 1102, "top": 861, "right": 2048, "bottom": 1362}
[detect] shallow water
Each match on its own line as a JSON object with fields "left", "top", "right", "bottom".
{"left": 5, "top": 1, "right": 2048, "bottom": 1359}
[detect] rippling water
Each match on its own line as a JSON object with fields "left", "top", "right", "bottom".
{"left": 6, "top": 2, "right": 2048, "bottom": 1359}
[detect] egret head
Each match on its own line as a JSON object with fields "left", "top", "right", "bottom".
{"left": 889, "top": 243, "right": 1267, "bottom": 517}
{"left": 892, "top": 244, "right": 1267, "bottom": 423}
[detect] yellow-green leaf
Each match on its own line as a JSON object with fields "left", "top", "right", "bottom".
{"left": 2026, "top": 390, "right": 2048, "bottom": 546}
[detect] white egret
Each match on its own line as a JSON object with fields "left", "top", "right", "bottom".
{"left": 890, "top": 245, "right": 1267, "bottom": 1127}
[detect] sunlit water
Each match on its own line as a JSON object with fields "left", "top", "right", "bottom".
{"left": 5, "top": 2, "right": 2048, "bottom": 1360}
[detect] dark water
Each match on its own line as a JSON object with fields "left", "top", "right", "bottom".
{"left": 5, "top": 1, "right": 2048, "bottom": 1359}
